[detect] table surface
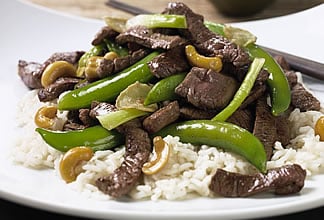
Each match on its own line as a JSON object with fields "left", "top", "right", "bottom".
{"left": 3, "top": 0, "right": 324, "bottom": 219}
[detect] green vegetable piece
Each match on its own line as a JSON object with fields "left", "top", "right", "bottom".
{"left": 245, "top": 44, "right": 291, "bottom": 116}
{"left": 204, "top": 21, "right": 225, "bottom": 36}
{"left": 58, "top": 51, "right": 160, "bottom": 110}
{"left": 126, "top": 14, "right": 187, "bottom": 29}
{"left": 155, "top": 120, "right": 267, "bottom": 173}
{"left": 76, "top": 43, "right": 106, "bottom": 77}
{"left": 35, "top": 125, "right": 124, "bottom": 152}
{"left": 212, "top": 57, "right": 265, "bottom": 122}
{"left": 144, "top": 73, "right": 186, "bottom": 106}
{"left": 205, "top": 21, "right": 291, "bottom": 116}
{"left": 97, "top": 108, "right": 149, "bottom": 130}
{"left": 104, "top": 38, "right": 129, "bottom": 57}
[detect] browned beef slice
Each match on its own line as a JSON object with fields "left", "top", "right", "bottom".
{"left": 37, "top": 77, "right": 80, "bottom": 102}
{"left": 175, "top": 67, "right": 238, "bottom": 110}
{"left": 43, "top": 51, "right": 85, "bottom": 67}
{"left": 179, "top": 105, "right": 217, "bottom": 120}
{"left": 291, "top": 82, "right": 321, "bottom": 112}
{"left": 209, "top": 164, "right": 306, "bottom": 197}
{"left": 227, "top": 108, "right": 254, "bottom": 132}
{"left": 116, "top": 25, "right": 187, "bottom": 50}
{"left": 18, "top": 60, "right": 44, "bottom": 89}
{"left": 253, "top": 96, "right": 291, "bottom": 160}
{"left": 143, "top": 101, "right": 180, "bottom": 133}
{"left": 162, "top": 2, "right": 250, "bottom": 68}
{"left": 95, "top": 119, "right": 151, "bottom": 198}
{"left": 91, "top": 26, "right": 119, "bottom": 46}
{"left": 148, "top": 45, "right": 190, "bottom": 78}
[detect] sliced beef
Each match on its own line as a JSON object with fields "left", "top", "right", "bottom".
{"left": 227, "top": 108, "right": 254, "bottom": 132}
{"left": 291, "top": 82, "right": 321, "bottom": 112}
{"left": 43, "top": 51, "right": 85, "bottom": 67}
{"left": 113, "top": 48, "right": 149, "bottom": 73}
{"left": 175, "top": 67, "right": 238, "bottom": 110}
{"left": 89, "top": 101, "right": 117, "bottom": 118}
{"left": 84, "top": 48, "right": 149, "bottom": 81}
{"left": 18, "top": 60, "right": 44, "bottom": 89}
{"left": 179, "top": 105, "right": 216, "bottom": 120}
{"left": 274, "top": 55, "right": 291, "bottom": 71}
{"left": 285, "top": 70, "right": 298, "bottom": 89}
{"left": 79, "top": 108, "right": 97, "bottom": 127}
{"left": 143, "top": 101, "right": 180, "bottom": 133}
{"left": 163, "top": 2, "right": 250, "bottom": 68}
{"left": 209, "top": 164, "right": 306, "bottom": 197}
{"left": 253, "top": 96, "right": 290, "bottom": 160}
{"left": 116, "top": 25, "right": 187, "bottom": 50}
{"left": 91, "top": 26, "right": 119, "bottom": 46}
{"left": 96, "top": 119, "right": 151, "bottom": 198}
{"left": 148, "top": 45, "right": 190, "bottom": 78}
{"left": 37, "top": 77, "right": 80, "bottom": 102}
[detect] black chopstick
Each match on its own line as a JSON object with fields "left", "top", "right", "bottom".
{"left": 106, "top": 0, "right": 152, "bottom": 15}
{"left": 105, "top": 0, "right": 324, "bottom": 81}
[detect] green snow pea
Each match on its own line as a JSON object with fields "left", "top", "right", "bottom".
{"left": 58, "top": 51, "right": 160, "bottom": 110}
{"left": 144, "top": 72, "right": 186, "bottom": 106}
{"left": 155, "top": 120, "right": 267, "bottom": 173}
{"left": 35, "top": 125, "right": 124, "bottom": 152}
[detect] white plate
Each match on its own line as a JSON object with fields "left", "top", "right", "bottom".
{"left": 1, "top": 1, "right": 324, "bottom": 219}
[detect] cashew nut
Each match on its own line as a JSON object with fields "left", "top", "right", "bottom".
{"left": 185, "top": 45, "right": 223, "bottom": 72}
{"left": 142, "top": 136, "right": 170, "bottom": 175}
{"left": 41, "top": 61, "right": 76, "bottom": 87}
{"left": 315, "top": 116, "right": 324, "bottom": 141}
{"left": 34, "top": 106, "right": 58, "bottom": 129}
{"left": 59, "top": 146, "right": 94, "bottom": 183}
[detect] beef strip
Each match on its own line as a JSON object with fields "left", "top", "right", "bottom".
{"left": 43, "top": 51, "right": 85, "bottom": 67}
{"left": 175, "top": 67, "right": 238, "bottom": 110}
{"left": 179, "top": 105, "right": 217, "bottom": 120}
{"left": 37, "top": 77, "right": 81, "bottom": 102}
{"left": 162, "top": 2, "right": 250, "bottom": 68}
{"left": 253, "top": 95, "right": 290, "bottom": 160}
{"left": 18, "top": 51, "right": 85, "bottom": 90}
{"left": 116, "top": 25, "right": 187, "bottom": 50}
{"left": 227, "top": 108, "right": 254, "bottom": 132}
{"left": 91, "top": 26, "right": 119, "bottom": 46}
{"left": 84, "top": 48, "right": 149, "bottom": 81}
{"left": 291, "top": 82, "right": 321, "bottom": 112}
{"left": 209, "top": 164, "right": 306, "bottom": 197}
{"left": 18, "top": 60, "right": 44, "bottom": 89}
{"left": 96, "top": 119, "right": 151, "bottom": 198}
{"left": 148, "top": 45, "right": 190, "bottom": 78}
{"left": 143, "top": 101, "right": 180, "bottom": 133}
{"left": 89, "top": 101, "right": 117, "bottom": 118}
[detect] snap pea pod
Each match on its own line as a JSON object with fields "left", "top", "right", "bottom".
{"left": 144, "top": 72, "right": 186, "bottom": 106}
{"left": 58, "top": 51, "right": 160, "bottom": 110}
{"left": 35, "top": 125, "right": 124, "bottom": 152}
{"left": 245, "top": 44, "right": 291, "bottom": 116}
{"left": 155, "top": 120, "right": 267, "bottom": 173}
{"left": 205, "top": 21, "right": 291, "bottom": 116}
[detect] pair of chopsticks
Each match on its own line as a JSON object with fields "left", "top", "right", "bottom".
{"left": 105, "top": 0, "right": 324, "bottom": 81}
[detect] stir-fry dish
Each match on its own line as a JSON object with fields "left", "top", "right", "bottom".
{"left": 14, "top": 2, "right": 324, "bottom": 200}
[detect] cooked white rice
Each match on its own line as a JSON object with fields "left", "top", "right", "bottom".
{"left": 11, "top": 80, "right": 324, "bottom": 201}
